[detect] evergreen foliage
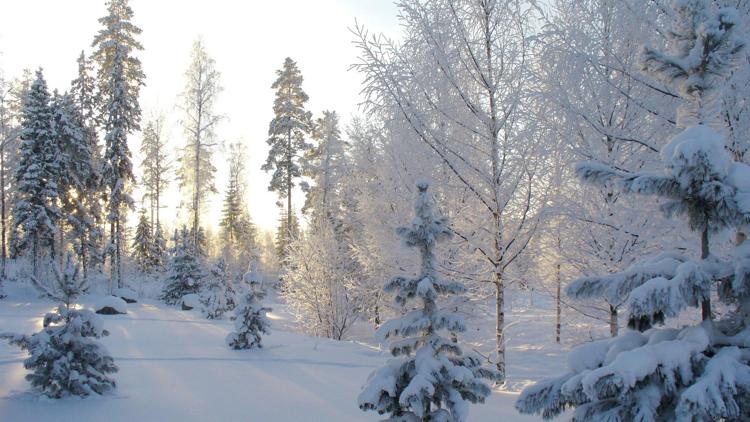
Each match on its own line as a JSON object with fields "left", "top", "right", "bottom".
{"left": 160, "top": 227, "right": 204, "bottom": 305}
{"left": 226, "top": 258, "right": 271, "bottom": 350}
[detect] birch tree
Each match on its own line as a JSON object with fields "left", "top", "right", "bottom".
{"left": 177, "top": 39, "right": 222, "bottom": 250}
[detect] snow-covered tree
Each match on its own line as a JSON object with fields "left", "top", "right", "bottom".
{"left": 302, "top": 110, "right": 346, "bottom": 220}
{"left": 226, "top": 258, "right": 270, "bottom": 350}
{"left": 200, "top": 257, "right": 235, "bottom": 319}
{"left": 358, "top": 182, "right": 498, "bottom": 421}
{"left": 262, "top": 57, "right": 312, "bottom": 262}
{"left": 275, "top": 207, "right": 299, "bottom": 265}
{"left": 178, "top": 38, "right": 222, "bottom": 250}
{"left": 92, "top": 0, "right": 144, "bottom": 290}
{"left": 219, "top": 142, "right": 256, "bottom": 269}
{"left": 131, "top": 207, "right": 154, "bottom": 273}
{"left": 0, "top": 72, "right": 19, "bottom": 280}
{"left": 284, "top": 218, "right": 362, "bottom": 340}
{"left": 0, "top": 254, "right": 117, "bottom": 398}
{"left": 13, "top": 69, "right": 60, "bottom": 280}
{"left": 160, "top": 227, "right": 204, "bottom": 305}
{"left": 139, "top": 115, "right": 170, "bottom": 267}
{"left": 517, "top": 2, "right": 750, "bottom": 420}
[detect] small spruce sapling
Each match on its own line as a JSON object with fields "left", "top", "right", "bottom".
{"left": 358, "top": 182, "right": 498, "bottom": 422}
{"left": 226, "top": 259, "right": 271, "bottom": 350}
{"left": 1, "top": 254, "right": 118, "bottom": 398}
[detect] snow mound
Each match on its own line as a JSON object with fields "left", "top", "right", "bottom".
{"left": 114, "top": 287, "right": 138, "bottom": 303}
{"left": 661, "top": 125, "right": 730, "bottom": 181}
{"left": 95, "top": 295, "right": 128, "bottom": 315}
{"left": 181, "top": 293, "right": 200, "bottom": 311}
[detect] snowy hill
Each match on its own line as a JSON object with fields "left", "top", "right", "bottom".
{"left": 0, "top": 284, "right": 549, "bottom": 421}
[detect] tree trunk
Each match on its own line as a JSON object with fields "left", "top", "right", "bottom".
{"left": 0, "top": 145, "right": 6, "bottom": 278}
{"left": 609, "top": 305, "right": 618, "bottom": 337}
{"left": 116, "top": 218, "right": 122, "bottom": 289}
{"left": 555, "top": 262, "right": 561, "bottom": 344}
{"left": 494, "top": 271, "right": 506, "bottom": 380}
{"left": 701, "top": 225, "right": 711, "bottom": 320}
{"left": 32, "top": 232, "right": 39, "bottom": 281}
{"left": 110, "top": 220, "right": 116, "bottom": 294}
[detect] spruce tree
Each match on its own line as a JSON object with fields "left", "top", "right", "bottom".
{"left": 139, "top": 116, "right": 169, "bottom": 267}
{"left": 358, "top": 182, "right": 498, "bottom": 421}
{"left": 220, "top": 142, "right": 256, "bottom": 267}
{"left": 131, "top": 208, "right": 154, "bottom": 273}
{"left": 201, "top": 257, "right": 235, "bottom": 319}
{"left": 69, "top": 51, "right": 104, "bottom": 279}
{"left": 275, "top": 207, "right": 299, "bottom": 265}
{"left": 302, "top": 110, "right": 346, "bottom": 221}
{"left": 13, "top": 69, "right": 60, "bottom": 279}
{"left": 226, "top": 258, "right": 270, "bottom": 349}
{"left": 160, "top": 227, "right": 204, "bottom": 305}
{"left": 92, "top": 0, "right": 145, "bottom": 290}
{"left": 517, "top": 2, "right": 750, "bottom": 420}
{"left": 262, "top": 57, "right": 312, "bottom": 261}
{"left": 0, "top": 254, "right": 117, "bottom": 398}
{"left": 152, "top": 221, "right": 167, "bottom": 269}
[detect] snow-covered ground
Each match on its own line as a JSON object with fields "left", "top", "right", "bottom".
{"left": 0, "top": 281, "right": 571, "bottom": 421}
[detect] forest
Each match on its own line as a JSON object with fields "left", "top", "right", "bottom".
{"left": 2, "top": 0, "right": 750, "bottom": 421}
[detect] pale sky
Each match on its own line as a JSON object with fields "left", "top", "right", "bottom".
{"left": 0, "top": 0, "right": 401, "bottom": 232}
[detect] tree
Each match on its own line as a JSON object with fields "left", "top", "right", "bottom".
{"left": 160, "top": 227, "right": 204, "bottom": 305}
{"left": 359, "top": 182, "right": 498, "bottom": 421}
{"left": 284, "top": 218, "right": 362, "bottom": 340}
{"left": 92, "top": 0, "right": 145, "bottom": 291}
{"left": 177, "top": 39, "right": 222, "bottom": 250}
{"left": 226, "top": 258, "right": 271, "bottom": 349}
{"left": 200, "top": 257, "right": 235, "bottom": 319}
{"left": 131, "top": 207, "right": 154, "bottom": 273}
{"left": 302, "top": 110, "right": 346, "bottom": 221}
{"left": 13, "top": 69, "right": 60, "bottom": 279}
{"left": 0, "top": 254, "right": 117, "bottom": 398}
{"left": 354, "top": 0, "right": 551, "bottom": 379}
{"left": 275, "top": 207, "right": 299, "bottom": 265}
{"left": 0, "top": 72, "right": 20, "bottom": 281}
{"left": 517, "top": 1, "right": 750, "bottom": 419}
{"left": 139, "top": 114, "right": 170, "bottom": 267}
{"left": 262, "top": 57, "right": 312, "bottom": 261}
{"left": 219, "top": 142, "right": 256, "bottom": 269}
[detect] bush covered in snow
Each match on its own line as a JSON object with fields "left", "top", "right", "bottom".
{"left": 226, "top": 259, "right": 270, "bottom": 350}
{"left": 358, "top": 182, "right": 498, "bottom": 421}
{"left": 0, "top": 255, "right": 117, "bottom": 398}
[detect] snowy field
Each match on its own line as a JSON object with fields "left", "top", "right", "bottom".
{"left": 0, "top": 282, "right": 571, "bottom": 421}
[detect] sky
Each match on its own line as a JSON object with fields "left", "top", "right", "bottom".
{"left": 0, "top": 0, "right": 401, "bottom": 232}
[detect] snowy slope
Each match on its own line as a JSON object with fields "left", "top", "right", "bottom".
{"left": 0, "top": 285, "right": 543, "bottom": 421}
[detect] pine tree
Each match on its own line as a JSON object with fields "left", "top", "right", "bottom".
{"left": 13, "top": 69, "right": 61, "bottom": 279}
{"left": 358, "top": 182, "right": 498, "bottom": 421}
{"left": 262, "top": 57, "right": 312, "bottom": 262}
{"left": 201, "top": 257, "right": 235, "bottom": 319}
{"left": 131, "top": 207, "right": 154, "bottom": 273}
{"left": 160, "top": 227, "right": 204, "bottom": 305}
{"left": 92, "top": 0, "right": 145, "bottom": 291}
{"left": 0, "top": 254, "right": 117, "bottom": 398}
{"left": 178, "top": 39, "right": 222, "bottom": 250}
{"left": 517, "top": 2, "right": 750, "bottom": 420}
{"left": 226, "top": 258, "right": 271, "bottom": 349}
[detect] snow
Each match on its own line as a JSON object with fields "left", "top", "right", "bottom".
{"left": 661, "top": 125, "right": 731, "bottom": 181}
{"left": 181, "top": 293, "right": 200, "bottom": 310}
{"left": 93, "top": 295, "right": 127, "bottom": 315}
{"left": 0, "top": 294, "right": 540, "bottom": 421}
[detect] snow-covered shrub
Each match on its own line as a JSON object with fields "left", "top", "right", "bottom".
{"left": 226, "top": 259, "right": 270, "bottom": 350}
{"left": 517, "top": 2, "right": 750, "bottom": 420}
{"left": 0, "top": 254, "right": 117, "bottom": 398}
{"left": 201, "top": 258, "right": 235, "bottom": 319}
{"left": 160, "top": 227, "right": 204, "bottom": 305}
{"left": 358, "top": 182, "right": 498, "bottom": 421}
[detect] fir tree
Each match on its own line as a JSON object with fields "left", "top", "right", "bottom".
{"left": 131, "top": 207, "right": 154, "bottom": 273}
{"left": 13, "top": 69, "right": 60, "bottom": 279}
{"left": 517, "top": 2, "right": 750, "bottom": 420}
{"left": 160, "top": 227, "right": 204, "bottom": 305}
{"left": 0, "top": 254, "right": 117, "bottom": 398}
{"left": 358, "top": 182, "right": 498, "bottom": 421}
{"left": 262, "top": 57, "right": 312, "bottom": 261}
{"left": 92, "top": 0, "right": 145, "bottom": 290}
{"left": 226, "top": 258, "right": 271, "bottom": 350}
